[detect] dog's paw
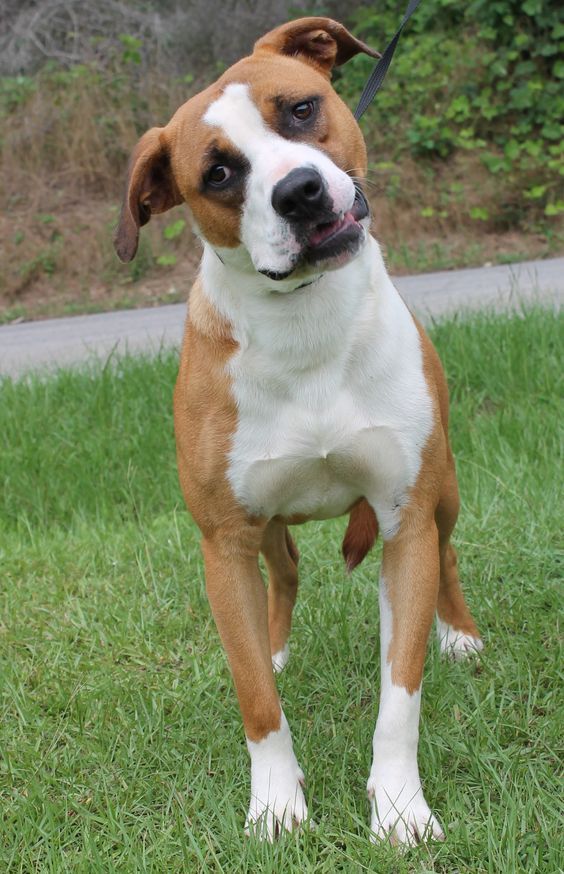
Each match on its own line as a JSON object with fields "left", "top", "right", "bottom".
{"left": 271, "top": 643, "right": 290, "bottom": 673}
{"left": 245, "top": 765, "right": 310, "bottom": 841}
{"left": 367, "top": 774, "right": 444, "bottom": 847}
{"left": 245, "top": 713, "right": 311, "bottom": 841}
{"left": 437, "top": 619, "right": 483, "bottom": 660}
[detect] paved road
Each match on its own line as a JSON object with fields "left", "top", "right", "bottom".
{"left": 1, "top": 257, "right": 562, "bottom": 378}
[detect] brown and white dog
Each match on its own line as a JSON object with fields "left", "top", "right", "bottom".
{"left": 115, "top": 18, "right": 483, "bottom": 845}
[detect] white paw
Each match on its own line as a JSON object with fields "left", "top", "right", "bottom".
{"left": 245, "top": 712, "right": 310, "bottom": 841}
{"left": 245, "top": 769, "right": 309, "bottom": 841}
{"left": 367, "top": 774, "right": 444, "bottom": 847}
{"left": 437, "top": 618, "right": 483, "bottom": 660}
{"left": 271, "top": 643, "right": 290, "bottom": 674}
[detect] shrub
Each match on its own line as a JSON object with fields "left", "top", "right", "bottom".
{"left": 339, "top": 0, "right": 564, "bottom": 227}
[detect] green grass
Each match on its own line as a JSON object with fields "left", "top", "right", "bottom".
{"left": 0, "top": 309, "right": 562, "bottom": 872}
{"left": 383, "top": 240, "right": 557, "bottom": 275}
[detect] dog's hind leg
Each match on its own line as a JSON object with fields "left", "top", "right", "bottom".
{"left": 202, "top": 528, "right": 309, "bottom": 839}
{"left": 262, "top": 519, "right": 299, "bottom": 673}
{"left": 435, "top": 453, "right": 483, "bottom": 658}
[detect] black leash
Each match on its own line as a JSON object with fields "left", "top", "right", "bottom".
{"left": 354, "top": 0, "right": 423, "bottom": 120}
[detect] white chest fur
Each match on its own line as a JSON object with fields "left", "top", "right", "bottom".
{"left": 201, "top": 238, "right": 434, "bottom": 538}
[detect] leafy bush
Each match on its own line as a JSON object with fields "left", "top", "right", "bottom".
{"left": 339, "top": 0, "right": 564, "bottom": 227}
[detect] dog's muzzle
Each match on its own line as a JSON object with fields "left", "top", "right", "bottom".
{"left": 271, "top": 167, "right": 332, "bottom": 223}
{"left": 261, "top": 170, "right": 369, "bottom": 282}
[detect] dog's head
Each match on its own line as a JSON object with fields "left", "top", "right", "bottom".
{"left": 115, "top": 18, "right": 378, "bottom": 288}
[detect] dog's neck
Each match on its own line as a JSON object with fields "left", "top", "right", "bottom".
{"left": 198, "top": 236, "right": 389, "bottom": 364}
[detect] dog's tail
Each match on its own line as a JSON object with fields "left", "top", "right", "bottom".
{"left": 342, "top": 499, "right": 379, "bottom": 573}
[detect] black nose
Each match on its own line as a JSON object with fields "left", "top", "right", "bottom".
{"left": 271, "top": 167, "right": 329, "bottom": 221}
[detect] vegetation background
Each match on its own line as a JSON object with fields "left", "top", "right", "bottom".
{"left": 1, "top": 0, "right": 563, "bottom": 323}
{"left": 1, "top": 4, "right": 562, "bottom": 869}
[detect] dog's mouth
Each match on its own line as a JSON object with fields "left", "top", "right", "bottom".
{"left": 302, "top": 186, "right": 369, "bottom": 266}
{"left": 308, "top": 211, "right": 357, "bottom": 247}
{"left": 259, "top": 186, "right": 370, "bottom": 283}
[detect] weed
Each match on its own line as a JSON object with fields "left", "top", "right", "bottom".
{"left": 128, "top": 235, "right": 154, "bottom": 282}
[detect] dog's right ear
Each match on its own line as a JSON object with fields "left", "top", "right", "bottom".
{"left": 114, "top": 127, "right": 182, "bottom": 262}
{"left": 253, "top": 18, "right": 379, "bottom": 77}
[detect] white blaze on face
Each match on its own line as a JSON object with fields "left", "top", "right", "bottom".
{"left": 203, "top": 83, "right": 356, "bottom": 276}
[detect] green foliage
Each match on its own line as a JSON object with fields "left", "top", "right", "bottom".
{"left": 118, "top": 34, "right": 143, "bottom": 66}
{"left": 128, "top": 235, "right": 154, "bottom": 281}
{"left": 156, "top": 253, "right": 177, "bottom": 267}
{"left": 340, "top": 0, "right": 564, "bottom": 228}
{"left": 155, "top": 219, "right": 186, "bottom": 267}
{"left": 545, "top": 200, "right": 564, "bottom": 215}
{"left": 0, "top": 74, "right": 36, "bottom": 118}
{"left": 18, "top": 246, "right": 59, "bottom": 283}
{"left": 163, "top": 219, "right": 186, "bottom": 240}
{"left": 469, "top": 207, "right": 489, "bottom": 221}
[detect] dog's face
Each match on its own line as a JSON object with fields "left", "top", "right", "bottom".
{"left": 115, "top": 19, "right": 378, "bottom": 287}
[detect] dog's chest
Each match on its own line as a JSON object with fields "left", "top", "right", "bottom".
{"left": 225, "top": 313, "right": 433, "bottom": 531}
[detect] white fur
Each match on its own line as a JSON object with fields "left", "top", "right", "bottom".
{"left": 199, "top": 82, "right": 440, "bottom": 844}
{"left": 271, "top": 643, "right": 290, "bottom": 673}
{"left": 203, "top": 83, "right": 357, "bottom": 277}
{"left": 368, "top": 580, "right": 444, "bottom": 845}
{"left": 245, "top": 711, "right": 309, "bottom": 840}
{"left": 436, "top": 617, "right": 483, "bottom": 659}
{"left": 201, "top": 236, "right": 433, "bottom": 540}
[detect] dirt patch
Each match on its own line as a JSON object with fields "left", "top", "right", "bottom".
{"left": 1, "top": 155, "right": 561, "bottom": 324}
{"left": 0, "top": 202, "right": 202, "bottom": 322}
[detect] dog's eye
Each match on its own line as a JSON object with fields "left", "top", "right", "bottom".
{"left": 292, "top": 101, "right": 315, "bottom": 122}
{"left": 207, "top": 165, "right": 233, "bottom": 187}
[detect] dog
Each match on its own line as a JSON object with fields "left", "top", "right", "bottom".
{"left": 115, "top": 17, "right": 483, "bottom": 845}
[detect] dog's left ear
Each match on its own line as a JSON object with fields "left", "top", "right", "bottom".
{"left": 253, "top": 17, "right": 379, "bottom": 76}
{"left": 114, "top": 127, "right": 182, "bottom": 263}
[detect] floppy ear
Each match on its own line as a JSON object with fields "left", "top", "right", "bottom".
{"left": 253, "top": 17, "right": 379, "bottom": 77}
{"left": 114, "top": 127, "right": 182, "bottom": 262}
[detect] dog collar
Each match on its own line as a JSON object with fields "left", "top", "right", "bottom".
{"left": 212, "top": 247, "right": 322, "bottom": 292}
{"left": 294, "top": 276, "right": 323, "bottom": 291}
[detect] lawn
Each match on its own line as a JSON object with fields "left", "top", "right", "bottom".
{"left": 0, "top": 308, "right": 562, "bottom": 872}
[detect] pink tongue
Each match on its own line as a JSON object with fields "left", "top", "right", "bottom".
{"left": 309, "top": 211, "right": 354, "bottom": 246}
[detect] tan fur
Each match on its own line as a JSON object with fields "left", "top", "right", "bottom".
{"left": 378, "top": 323, "right": 479, "bottom": 693}
{"left": 342, "top": 499, "right": 379, "bottom": 572}
{"left": 114, "top": 27, "right": 371, "bottom": 262}
{"left": 117, "top": 18, "right": 481, "bottom": 747}
{"left": 114, "top": 127, "right": 182, "bottom": 262}
{"left": 262, "top": 519, "right": 300, "bottom": 657}
{"left": 174, "top": 280, "right": 282, "bottom": 741}
{"left": 418, "top": 323, "right": 480, "bottom": 639}
{"left": 253, "top": 17, "right": 379, "bottom": 76}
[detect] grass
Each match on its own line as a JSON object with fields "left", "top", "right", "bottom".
{"left": 0, "top": 308, "right": 562, "bottom": 872}
{"left": 383, "top": 238, "right": 555, "bottom": 275}
{"left": 0, "top": 290, "right": 187, "bottom": 327}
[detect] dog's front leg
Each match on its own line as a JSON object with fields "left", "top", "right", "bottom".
{"left": 202, "top": 532, "right": 309, "bottom": 840}
{"left": 367, "top": 520, "right": 445, "bottom": 846}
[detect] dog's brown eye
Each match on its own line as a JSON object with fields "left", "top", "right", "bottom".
{"left": 292, "top": 101, "right": 315, "bottom": 121}
{"left": 207, "top": 165, "right": 232, "bottom": 186}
